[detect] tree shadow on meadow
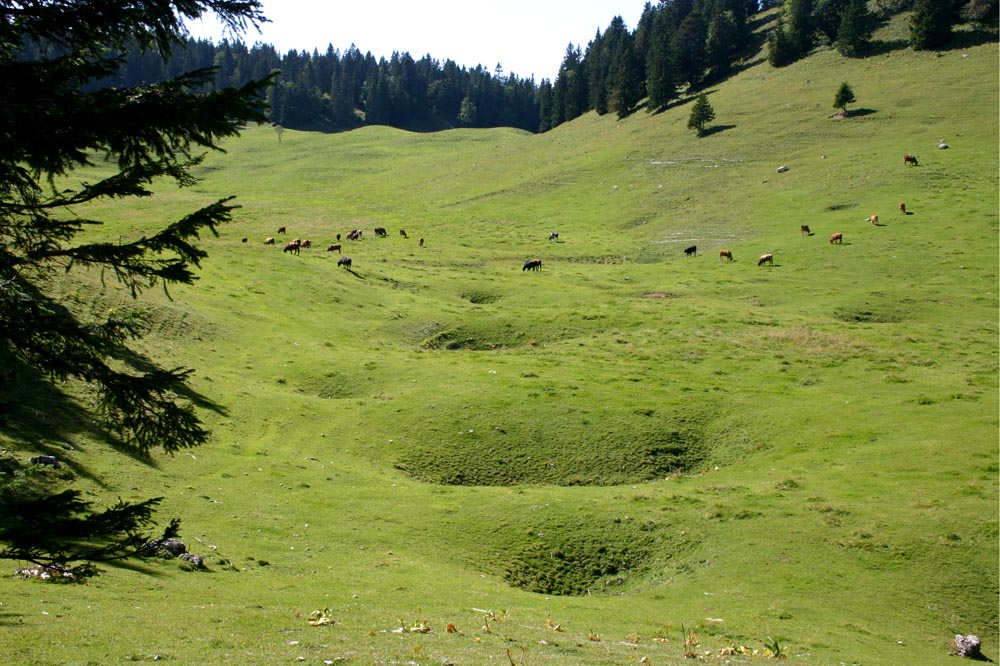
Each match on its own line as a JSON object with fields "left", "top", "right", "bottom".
{"left": 843, "top": 108, "right": 877, "bottom": 118}
{"left": 701, "top": 124, "right": 737, "bottom": 137}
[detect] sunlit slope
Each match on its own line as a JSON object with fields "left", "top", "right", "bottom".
{"left": 3, "top": 18, "right": 997, "bottom": 666}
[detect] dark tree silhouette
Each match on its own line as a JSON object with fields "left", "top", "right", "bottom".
{"left": 0, "top": 0, "right": 274, "bottom": 575}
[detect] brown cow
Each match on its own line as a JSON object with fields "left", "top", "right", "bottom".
{"left": 277, "top": 226, "right": 286, "bottom": 234}
{"left": 301, "top": 239, "right": 312, "bottom": 248}
{"left": 899, "top": 202, "right": 906, "bottom": 214}
{"left": 903, "top": 154, "right": 918, "bottom": 166}
{"left": 830, "top": 232, "right": 843, "bottom": 244}
{"left": 283, "top": 240, "right": 301, "bottom": 255}
{"left": 719, "top": 249, "right": 733, "bottom": 262}
{"left": 327, "top": 243, "right": 342, "bottom": 253}
{"left": 800, "top": 225, "right": 812, "bottom": 236}
{"left": 418, "top": 238, "right": 424, "bottom": 247}
{"left": 867, "top": 214, "right": 879, "bottom": 225}
{"left": 757, "top": 253, "right": 774, "bottom": 267}
{"left": 264, "top": 237, "right": 275, "bottom": 245}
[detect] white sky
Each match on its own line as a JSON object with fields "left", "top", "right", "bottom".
{"left": 186, "top": 1, "right": 647, "bottom": 82}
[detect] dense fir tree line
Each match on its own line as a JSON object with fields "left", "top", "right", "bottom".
{"left": 15, "top": 0, "right": 995, "bottom": 136}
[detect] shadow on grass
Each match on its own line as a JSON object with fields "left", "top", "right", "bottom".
{"left": 701, "top": 124, "right": 737, "bottom": 137}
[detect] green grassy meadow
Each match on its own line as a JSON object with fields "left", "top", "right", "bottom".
{"left": 2, "top": 14, "right": 998, "bottom": 666}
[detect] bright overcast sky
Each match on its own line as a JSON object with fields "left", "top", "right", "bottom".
{"left": 186, "top": 1, "right": 647, "bottom": 82}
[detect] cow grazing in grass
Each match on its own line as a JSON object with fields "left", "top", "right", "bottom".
{"left": 419, "top": 238, "right": 425, "bottom": 247}
{"left": 549, "top": 232, "right": 559, "bottom": 241}
{"left": 830, "top": 232, "right": 843, "bottom": 244}
{"left": 347, "top": 229, "right": 362, "bottom": 241}
{"left": 301, "top": 239, "right": 312, "bottom": 248}
{"left": 264, "top": 237, "right": 275, "bottom": 245}
{"left": 277, "top": 226, "right": 286, "bottom": 234}
{"left": 283, "top": 240, "right": 301, "bottom": 255}
{"left": 241, "top": 237, "right": 248, "bottom": 243}
{"left": 30, "top": 455, "right": 61, "bottom": 469}
{"left": 899, "top": 202, "right": 906, "bottom": 214}
{"left": 868, "top": 214, "right": 879, "bottom": 225}
{"left": 719, "top": 249, "right": 733, "bottom": 261}
{"left": 903, "top": 154, "right": 918, "bottom": 166}
{"left": 800, "top": 225, "right": 812, "bottom": 236}
{"left": 338, "top": 256, "right": 352, "bottom": 269}
{"left": 327, "top": 243, "right": 342, "bottom": 253}
{"left": 757, "top": 253, "right": 774, "bottom": 267}
{"left": 684, "top": 245, "right": 697, "bottom": 257}
{"left": 399, "top": 229, "right": 408, "bottom": 238}
{"left": 522, "top": 258, "right": 542, "bottom": 271}
{"left": 374, "top": 227, "right": 387, "bottom": 238}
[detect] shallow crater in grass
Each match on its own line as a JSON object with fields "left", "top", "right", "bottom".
{"left": 396, "top": 409, "right": 714, "bottom": 487}
{"left": 459, "top": 289, "right": 502, "bottom": 305}
{"left": 501, "top": 522, "right": 659, "bottom": 595}
{"left": 295, "top": 371, "right": 365, "bottom": 398}
{"left": 833, "top": 305, "right": 903, "bottom": 323}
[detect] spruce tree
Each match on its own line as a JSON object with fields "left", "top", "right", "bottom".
{"left": 0, "top": 0, "right": 273, "bottom": 575}
{"left": 835, "top": 0, "right": 875, "bottom": 57}
{"left": 833, "top": 81, "right": 856, "bottom": 116}
{"left": 910, "top": 0, "right": 961, "bottom": 50}
{"left": 687, "top": 92, "right": 716, "bottom": 135}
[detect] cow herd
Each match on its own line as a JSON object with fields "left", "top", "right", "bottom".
{"left": 254, "top": 225, "right": 423, "bottom": 271}
{"left": 252, "top": 187, "right": 911, "bottom": 277}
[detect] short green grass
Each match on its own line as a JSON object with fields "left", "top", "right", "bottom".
{"left": 2, "top": 13, "right": 997, "bottom": 666}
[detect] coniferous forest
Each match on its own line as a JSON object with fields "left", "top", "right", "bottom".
{"left": 16, "top": 0, "right": 994, "bottom": 135}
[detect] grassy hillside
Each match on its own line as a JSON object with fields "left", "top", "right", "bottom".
{"left": 2, "top": 14, "right": 997, "bottom": 666}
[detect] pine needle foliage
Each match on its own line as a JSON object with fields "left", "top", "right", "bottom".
{"left": 0, "top": 0, "right": 275, "bottom": 574}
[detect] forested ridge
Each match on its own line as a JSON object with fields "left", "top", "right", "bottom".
{"left": 18, "top": 0, "right": 990, "bottom": 134}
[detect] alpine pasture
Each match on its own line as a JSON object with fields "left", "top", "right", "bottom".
{"left": 2, "top": 16, "right": 997, "bottom": 666}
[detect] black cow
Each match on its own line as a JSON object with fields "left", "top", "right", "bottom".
{"left": 684, "top": 245, "right": 697, "bottom": 257}
{"left": 338, "top": 256, "right": 352, "bottom": 269}
{"left": 522, "top": 258, "right": 542, "bottom": 271}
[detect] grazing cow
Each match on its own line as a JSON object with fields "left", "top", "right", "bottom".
{"left": 338, "top": 256, "right": 352, "bottom": 269}
{"left": 30, "top": 455, "right": 61, "bottom": 469}
{"left": 903, "top": 154, "right": 918, "bottom": 166}
{"left": 301, "top": 239, "right": 312, "bottom": 248}
{"left": 277, "top": 226, "right": 286, "bottom": 234}
{"left": 326, "top": 243, "right": 342, "bottom": 253}
{"left": 684, "top": 245, "right": 697, "bottom": 257}
{"left": 241, "top": 237, "right": 248, "bottom": 243}
{"left": 830, "top": 232, "right": 843, "bottom": 244}
{"left": 347, "top": 229, "right": 362, "bottom": 241}
{"left": 419, "top": 238, "right": 425, "bottom": 247}
{"left": 800, "top": 225, "right": 812, "bottom": 235}
{"left": 264, "top": 237, "right": 275, "bottom": 245}
{"left": 283, "top": 240, "right": 301, "bottom": 255}
{"left": 374, "top": 227, "right": 387, "bottom": 238}
{"left": 336, "top": 233, "right": 341, "bottom": 241}
{"left": 522, "top": 258, "right": 542, "bottom": 271}
{"left": 899, "top": 202, "right": 906, "bottom": 214}
{"left": 757, "top": 253, "right": 774, "bottom": 267}
{"left": 399, "top": 229, "right": 408, "bottom": 238}
{"left": 868, "top": 214, "right": 879, "bottom": 225}
{"left": 549, "top": 232, "right": 559, "bottom": 241}
{"left": 719, "top": 249, "right": 733, "bottom": 262}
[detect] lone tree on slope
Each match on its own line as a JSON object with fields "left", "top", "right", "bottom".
{"left": 0, "top": 0, "right": 275, "bottom": 576}
{"left": 833, "top": 81, "right": 857, "bottom": 117}
{"left": 687, "top": 92, "right": 717, "bottom": 136}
